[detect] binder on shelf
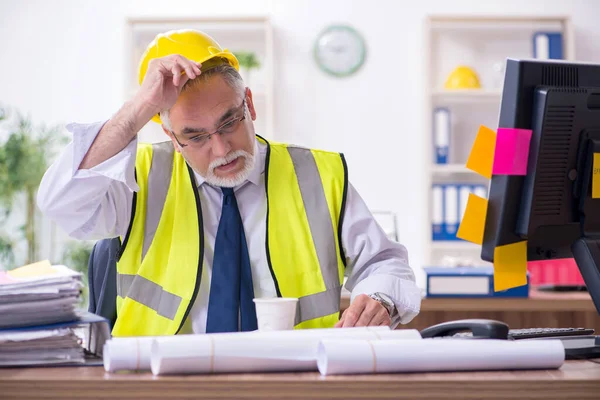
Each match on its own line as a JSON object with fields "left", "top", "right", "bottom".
{"left": 444, "top": 185, "right": 458, "bottom": 240}
{"left": 432, "top": 184, "right": 444, "bottom": 241}
{"left": 424, "top": 266, "right": 529, "bottom": 298}
{"left": 434, "top": 184, "right": 489, "bottom": 242}
{"left": 532, "top": 32, "right": 563, "bottom": 60}
{"left": 458, "top": 185, "right": 471, "bottom": 223}
{"left": 474, "top": 184, "right": 488, "bottom": 199}
{"left": 433, "top": 107, "right": 450, "bottom": 164}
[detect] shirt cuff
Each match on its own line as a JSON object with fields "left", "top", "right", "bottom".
{"left": 350, "top": 274, "right": 422, "bottom": 328}
{"left": 68, "top": 121, "right": 139, "bottom": 192}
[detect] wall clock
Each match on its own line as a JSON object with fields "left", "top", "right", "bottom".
{"left": 314, "top": 25, "right": 366, "bottom": 77}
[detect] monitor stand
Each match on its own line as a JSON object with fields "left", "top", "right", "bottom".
{"left": 572, "top": 138, "right": 600, "bottom": 316}
{"left": 572, "top": 238, "right": 600, "bottom": 314}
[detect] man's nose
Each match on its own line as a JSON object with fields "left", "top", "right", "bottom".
{"left": 210, "top": 133, "right": 231, "bottom": 157}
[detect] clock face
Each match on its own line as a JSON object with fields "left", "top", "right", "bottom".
{"left": 314, "top": 25, "right": 366, "bottom": 77}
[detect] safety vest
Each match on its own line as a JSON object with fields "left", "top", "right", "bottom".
{"left": 112, "top": 136, "right": 348, "bottom": 336}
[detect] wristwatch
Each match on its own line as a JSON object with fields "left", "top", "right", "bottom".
{"left": 368, "top": 292, "right": 396, "bottom": 317}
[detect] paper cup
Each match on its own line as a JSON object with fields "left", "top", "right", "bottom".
{"left": 253, "top": 298, "right": 298, "bottom": 331}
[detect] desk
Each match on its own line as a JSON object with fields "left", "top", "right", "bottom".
{"left": 342, "top": 289, "right": 600, "bottom": 332}
{"left": 0, "top": 362, "right": 599, "bottom": 399}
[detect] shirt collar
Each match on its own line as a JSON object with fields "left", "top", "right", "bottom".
{"left": 192, "top": 138, "right": 265, "bottom": 189}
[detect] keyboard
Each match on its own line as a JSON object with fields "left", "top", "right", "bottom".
{"left": 451, "top": 327, "right": 595, "bottom": 340}
{"left": 508, "top": 327, "right": 595, "bottom": 340}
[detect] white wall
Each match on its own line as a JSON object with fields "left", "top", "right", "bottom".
{"left": 1, "top": 0, "right": 599, "bottom": 284}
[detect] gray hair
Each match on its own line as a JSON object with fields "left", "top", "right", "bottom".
{"left": 160, "top": 63, "right": 245, "bottom": 131}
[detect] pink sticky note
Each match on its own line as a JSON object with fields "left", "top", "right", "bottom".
{"left": 492, "top": 128, "right": 533, "bottom": 175}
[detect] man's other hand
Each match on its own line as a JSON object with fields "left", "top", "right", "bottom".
{"left": 334, "top": 294, "right": 391, "bottom": 328}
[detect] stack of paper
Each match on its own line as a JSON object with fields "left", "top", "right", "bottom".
{"left": 0, "top": 260, "right": 82, "bottom": 328}
{"left": 0, "top": 328, "right": 84, "bottom": 366}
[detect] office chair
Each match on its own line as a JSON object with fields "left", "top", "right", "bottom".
{"left": 87, "top": 237, "right": 120, "bottom": 328}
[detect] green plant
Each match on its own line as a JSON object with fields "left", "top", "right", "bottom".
{"left": 0, "top": 106, "right": 66, "bottom": 266}
{"left": 234, "top": 51, "right": 261, "bottom": 71}
{"left": 0, "top": 234, "right": 14, "bottom": 266}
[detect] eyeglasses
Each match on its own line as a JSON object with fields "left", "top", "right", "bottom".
{"left": 172, "top": 97, "right": 247, "bottom": 149}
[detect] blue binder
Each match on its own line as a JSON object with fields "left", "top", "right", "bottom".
{"left": 444, "top": 184, "right": 458, "bottom": 240}
{"left": 433, "top": 108, "right": 450, "bottom": 164}
{"left": 533, "top": 32, "right": 563, "bottom": 60}
{"left": 432, "top": 184, "right": 444, "bottom": 241}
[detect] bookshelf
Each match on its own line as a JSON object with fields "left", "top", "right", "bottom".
{"left": 423, "top": 16, "right": 574, "bottom": 268}
{"left": 125, "top": 17, "right": 274, "bottom": 143}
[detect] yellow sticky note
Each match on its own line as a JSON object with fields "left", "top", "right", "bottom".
{"left": 593, "top": 153, "right": 600, "bottom": 198}
{"left": 7, "top": 260, "right": 54, "bottom": 279}
{"left": 466, "top": 125, "right": 497, "bottom": 179}
{"left": 493, "top": 241, "right": 528, "bottom": 292}
{"left": 456, "top": 193, "right": 488, "bottom": 245}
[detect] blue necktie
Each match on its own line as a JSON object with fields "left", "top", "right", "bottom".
{"left": 206, "top": 187, "right": 258, "bottom": 333}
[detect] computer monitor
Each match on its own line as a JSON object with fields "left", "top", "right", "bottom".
{"left": 481, "top": 58, "right": 600, "bottom": 315}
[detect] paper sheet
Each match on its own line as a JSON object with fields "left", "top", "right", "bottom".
{"left": 492, "top": 128, "right": 533, "bottom": 175}
{"left": 6, "top": 260, "right": 54, "bottom": 279}
{"left": 317, "top": 338, "right": 565, "bottom": 375}
{"left": 140, "top": 327, "right": 421, "bottom": 375}
{"left": 457, "top": 193, "right": 488, "bottom": 245}
{"left": 494, "top": 241, "right": 528, "bottom": 291}
{"left": 593, "top": 153, "right": 600, "bottom": 198}
{"left": 466, "top": 125, "right": 496, "bottom": 179}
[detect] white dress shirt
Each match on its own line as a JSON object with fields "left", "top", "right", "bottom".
{"left": 37, "top": 122, "right": 421, "bottom": 331}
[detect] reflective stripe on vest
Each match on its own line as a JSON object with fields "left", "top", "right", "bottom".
{"left": 142, "top": 143, "right": 174, "bottom": 259}
{"left": 117, "top": 273, "right": 181, "bottom": 320}
{"left": 113, "top": 137, "right": 347, "bottom": 336}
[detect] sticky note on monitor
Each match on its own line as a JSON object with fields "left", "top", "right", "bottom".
{"left": 593, "top": 153, "right": 600, "bottom": 199}
{"left": 493, "top": 241, "right": 528, "bottom": 291}
{"left": 456, "top": 193, "right": 488, "bottom": 245}
{"left": 466, "top": 125, "right": 496, "bottom": 179}
{"left": 492, "top": 128, "right": 533, "bottom": 175}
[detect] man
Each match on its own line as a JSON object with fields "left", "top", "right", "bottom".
{"left": 37, "top": 29, "right": 420, "bottom": 336}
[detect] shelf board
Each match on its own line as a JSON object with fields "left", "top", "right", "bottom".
{"left": 429, "top": 18, "right": 565, "bottom": 33}
{"left": 431, "top": 241, "right": 481, "bottom": 250}
{"left": 431, "top": 164, "right": 472, "bottom": 174}
{"left": 432, "top": 89, "right": 502, "bottom": 103}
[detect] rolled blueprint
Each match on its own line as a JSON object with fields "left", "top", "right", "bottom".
{"left": 317, "top": 338, "right": 565, "bottom": 375}
{"left": 150, "top": 327, "right": 422, "bottom": 375}
{"left": 103, "top": 336, "right": 160, "bottom": 372}
{"left": 103, "top": 327, "right": 396, "bottom": 373}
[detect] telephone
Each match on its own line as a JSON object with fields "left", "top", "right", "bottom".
{"left": 420, "top": 319, "right": 509, "bottom": 339}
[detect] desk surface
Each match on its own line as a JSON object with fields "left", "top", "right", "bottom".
{"left": 341, "top": 288, "right": 596, "bottom": 312}
{"left": 1, "top": 361, "right": 599, "bottom": 399}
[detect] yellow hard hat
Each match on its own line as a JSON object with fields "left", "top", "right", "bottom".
{"left": 138, "top": 29, "right": 240, "bottom": 124}
{"left": 444, "top": 66, "right": 481, "bottom": 90}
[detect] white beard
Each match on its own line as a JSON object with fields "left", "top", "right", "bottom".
{"left": 201, "top": 149, "right": 255, "bottom": 188}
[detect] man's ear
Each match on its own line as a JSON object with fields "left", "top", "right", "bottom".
{"left": 162, "top": 125, "right": 182, "bottom": 153}
{"left": 245, "top": 88, "right": 257, "bottom": 121}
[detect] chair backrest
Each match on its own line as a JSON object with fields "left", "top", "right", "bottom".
{"left": 87, "top": 237, "right": 120, "bottom": 328}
